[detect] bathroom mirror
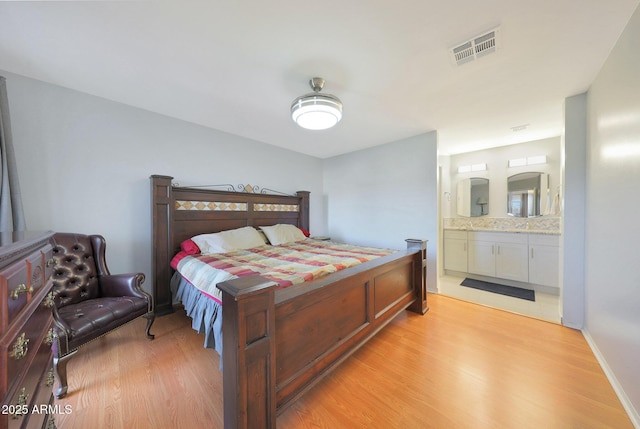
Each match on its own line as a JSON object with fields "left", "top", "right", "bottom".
{"left": 507, "top": 172, "right": 548, "bottom": 217}
{"left": 457, "top": 177, "right": 489, "bottom": 217}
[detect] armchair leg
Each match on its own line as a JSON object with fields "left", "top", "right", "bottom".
{"left": 144, "top": 313, "right": 155, "bottom": 340}
{"left": 53, "top": 349, "right": 78, "bottom": 399}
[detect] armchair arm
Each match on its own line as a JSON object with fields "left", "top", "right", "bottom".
{"left": 99, "top": 272, "right": 147, "bottom": 299}
{"left": 51, "top": 304, "right": 73, "bottom": 355}
{"left": 51, "top": 304, "right": 72, "bottom": 333}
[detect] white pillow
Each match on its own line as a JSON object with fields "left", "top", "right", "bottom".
{"left": 260, "top": 224, "right": 307, "bottom": 246}
{"left": 192, "top": 226, "right": 266, "bottom": 254}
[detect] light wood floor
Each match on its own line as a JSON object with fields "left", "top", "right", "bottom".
{"left": 54, "top": 294, "right": 633, "bottom": 429}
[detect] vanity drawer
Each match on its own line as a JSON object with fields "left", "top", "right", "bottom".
{"left": 468, "top": 230, "right": 528, "bottom": 244}
{"left": 529, "top": 234, "right": 559, "bottom": 247}
{"left": 0, "top": 297, "right": 53, "bottom": 400}
{"left": 444, "top": 230, "right": 467, "bottom": 240}
{"left": 0, "top": 334, "right": 53, "bottom": 429}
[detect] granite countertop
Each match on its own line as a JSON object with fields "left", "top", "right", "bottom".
{"left": 444, "top": 226, "right": 560, "bottom": 235}
{"left": 443, "top": 216, "right": 561, "bottom": 235}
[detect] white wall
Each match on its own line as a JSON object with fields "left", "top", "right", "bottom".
{"left": 3, "top": 71, "right": 325, "bottom": 292}
{"left": 323, "top": 132, "right": 438, "bottom": 292}
{"left": 585, "top": 4, "right": 640, "bottom": 425}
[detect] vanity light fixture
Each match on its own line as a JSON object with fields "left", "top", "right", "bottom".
{"left": 527, "top": 155, "right": 547, "bottom": 165}
{"left": 472, "top": 163, "right": 487, "bottom": 171}
{"left": 457, "top": 163, "right": 487, "bottom": 173}
{"left": 507, "top": 158, "right": 527, "bottom": 168}
{"left": 291, "top": 77, "right": 343, "bottom": 130}
{"left": 508, "top": 155, "right": 547, "bottom": 168}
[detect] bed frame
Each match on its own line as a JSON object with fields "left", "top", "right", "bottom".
{"left": 150, "top": 175, "right": 428, "bottom": 429}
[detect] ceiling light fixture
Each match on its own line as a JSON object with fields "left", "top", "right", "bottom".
{"left": 291, "top": 77, "right": 342, "bottom": 130}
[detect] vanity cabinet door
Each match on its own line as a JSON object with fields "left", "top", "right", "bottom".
{"left": 468, "top": 231, "right": 528, "bottom": 281}
{"left": 444, "top": 230, "right": 468, "bottom": 272}
{"left": 495, "top": 242, "right": 529, "bottom": 282}
{"left": 468, "top": 239, "right": 496, "bottom": 277}
{"left": 529, "top": 234, "right": 560, "bottom": 287}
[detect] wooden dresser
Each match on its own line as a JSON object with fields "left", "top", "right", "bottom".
{"left": 0, "top": 231, "right": 56, "bottom": 429}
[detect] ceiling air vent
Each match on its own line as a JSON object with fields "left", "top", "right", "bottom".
{"left": 450, "top": 27, "right": 500, "bottom": 66}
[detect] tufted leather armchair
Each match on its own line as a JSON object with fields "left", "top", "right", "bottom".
{"left": 50, "top": 233, "right": 155, "bottom": 399}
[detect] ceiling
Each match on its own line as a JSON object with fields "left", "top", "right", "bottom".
{"left": 0, "top": 1, "right": 638, "bottom": 158}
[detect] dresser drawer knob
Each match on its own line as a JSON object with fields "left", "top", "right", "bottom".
{"left": 44, "top": 328, "right": 54, "bottom": 346}
{"left": 46, "top": 368, "right": 55, "bottom": 387}
{"left": 10, "top": 283, "right": 34, "bottom": 300}
{"left": 11, "top": 387, "right": 29, "bottom": 419}
{"left": 9, "top": 333, "right": 29, "bottom": 360}
{"left": 43, "top": 291, "right": 55, "bottom": 308}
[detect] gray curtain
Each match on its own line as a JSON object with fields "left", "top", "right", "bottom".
{"left": 0, "top": 76, "right": 26, "bottom": 232}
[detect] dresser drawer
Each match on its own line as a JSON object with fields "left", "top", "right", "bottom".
{"left": 0, "top": 334, "right": 53, "bottom": 429}
{"left": 25, "top": 249, "right": 48, "bottom": 297}
{"left": 41, "top": 245, "right": 54, "bottom": 291}
{"left": 0, "top": 231, "right": 56, "bottom": 429}
{"left": 1, "top": 384, "right": 31, "bottom": 429}
{"left": 1, "top": 244, "right": 54, "bottom": 333}
{"left": 0, "top": 261, "right": 30, "bottom": 332}
{"left": 26, "top": 363, "right": 55, "bottom": 429}
{"left": 0, "top": 298, "right": 53, "bottom": 400}
{"left": 19, "top": 362, "right": 55, "bottom": 429}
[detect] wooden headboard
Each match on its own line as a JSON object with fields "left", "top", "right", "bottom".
{"left": 150, "top": 175, "right": 310, "bottom": 315}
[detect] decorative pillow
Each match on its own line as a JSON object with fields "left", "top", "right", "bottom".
{"left": 260, "top": 224, "right": 307, "bottom": 246}
{"left": 192, "top": 226, "right": 266, "bottom": 254}
{"left": 299, "top": 227, "right": 311, "bottom": 237}
{"left": 170, "top": 251, "right": 189, "bottom": 270}
{"left": 180, "top": 239, "right": 201, "bottom": 255}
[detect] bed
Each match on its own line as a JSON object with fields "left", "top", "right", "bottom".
{"left": 150, "top": 175, "right": 428, "bottom": 429}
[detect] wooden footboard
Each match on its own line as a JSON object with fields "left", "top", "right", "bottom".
{"left": 218, "top": 239, "right": 427, "bottom": 429}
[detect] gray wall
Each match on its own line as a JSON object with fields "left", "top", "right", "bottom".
{"left": 323, "top": 132, "right": 439, "bottom": 292}
{"left": 585, "top": 4, "right": 640, "bottom": 425}
{"left": 561, "top": 93, "right": 586, "bottom": 329}
{"left": 3, "top": 71, "right": 325, "bottom": 293}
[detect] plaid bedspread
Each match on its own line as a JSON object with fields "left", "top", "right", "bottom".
{"left": 176, "top": 240, "right": 396, "bottom": 295}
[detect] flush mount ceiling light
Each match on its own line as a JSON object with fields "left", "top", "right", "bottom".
{"left": 291, "top": 77, "right": 342, "bottom": 130}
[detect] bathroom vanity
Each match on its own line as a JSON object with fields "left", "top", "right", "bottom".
{"left": 444, "top": 226, "right": 560, "bottom": 291}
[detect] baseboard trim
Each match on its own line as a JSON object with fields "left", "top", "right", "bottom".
{"left": 582, "top": 329, "right": 640, "bottom": 429}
